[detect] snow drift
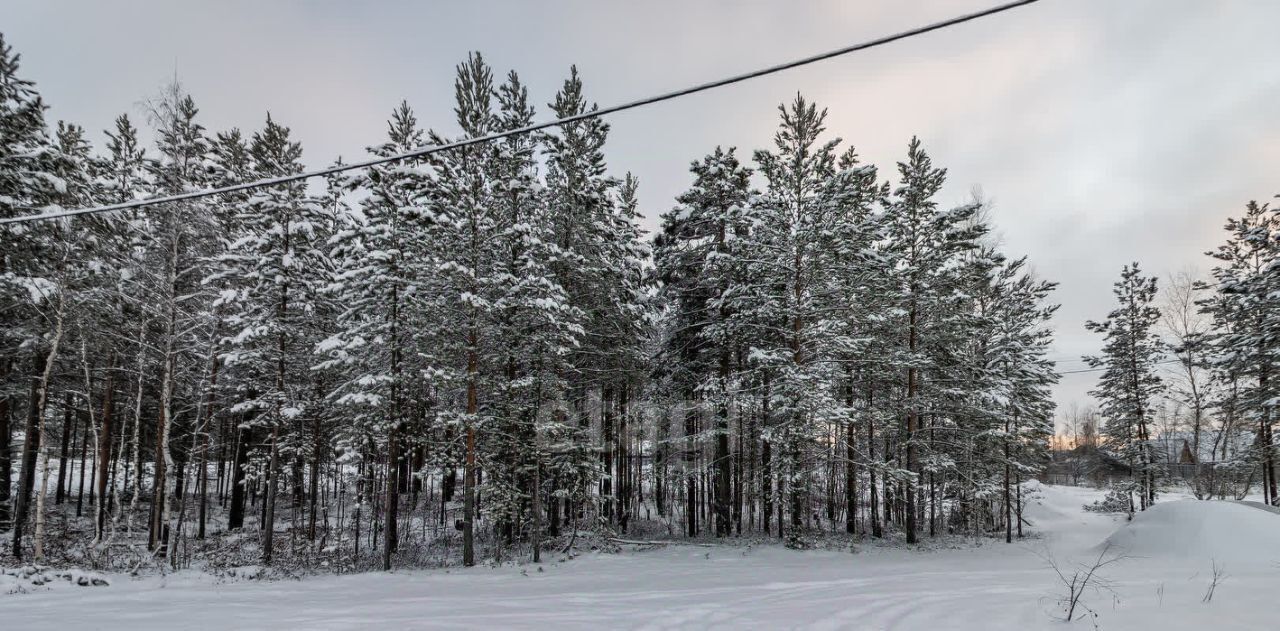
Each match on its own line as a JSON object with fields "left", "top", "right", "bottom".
{"left": 1099, "top": 499, "right": 1280, "bottom": 566}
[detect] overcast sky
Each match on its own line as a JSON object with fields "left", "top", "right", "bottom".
{"left": 7, "top": 0, "right": 1279, "bottom": 423}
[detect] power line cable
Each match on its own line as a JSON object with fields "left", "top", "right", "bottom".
{"left": 0, "top": 0, "right": 1042, "bottom": 226}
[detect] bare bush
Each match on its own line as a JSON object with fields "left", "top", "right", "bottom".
{"left": 1038, "top": 542, "right": 1127, "bottom": 623}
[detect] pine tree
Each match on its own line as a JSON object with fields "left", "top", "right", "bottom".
{"left": 745, "top": 95, "right": 886, "bottom": 544}
{"left": 430, "top": 52, "right": 503, "bottom": 567}
{"left": 542, "top": 65, "right": 621, "bottom": 538}
{"left": 655, "top": 147, "right": 753, "bottom": 537}
{"left": 1202, "top": 200, "right": 1280, "bottom": 505}
{"left": 1085, "top": 263, "right": 1164, "bottom": 515}
{"left": 0, "top": 37, "right": 87, "bottom": 555}
{"left": 319, "top": 101, "right": 436, "bottom": 569}
{"left": 879, "top": 137, "right": 985, "bottom": 543}
{"left": 217, "top": 114, "right": 326, "bottom": 564}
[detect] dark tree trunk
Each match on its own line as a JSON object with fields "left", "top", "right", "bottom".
{"left": 714, "top": 351, "right": 731, "bottom": 538}
{"left": 76, "top": 410, "right": 89, "bottom": 517}
{"left": 905, "top": 301, "right": 919, "bottom": 544}
{"left": 216, "top": 417, "right": 228, "bottom": 506}
{"left": 12, "top": 360, "right": 46, "bottom": 559}
{"left": 684, "top": 404, "right": 698, "bottom": 538}
{"left": 383, "top": 424, "right": 399, "bottom": 571}
{"left": 149, "top": 403, "right": 167, "bottom": 553}
{"left": 547, "top": 475, "right": 560, "bottom": 537}
{"left": 844, "top": 374, "right": 857, "bottom": 535}
{"left": 761, "top": 439, "right": 772, "bottom": 536}
{"left": 655, "top": 442, "right": 666, "bottom": 518}
{"left": 441, "top": 464, "right": 457, "bottom": 504}
{"left": 462, "top": 332, "right": 478, "bottom": 567}
{"left": 381, "top": 424, "right": 396, "bottom": 568}
{"left": 308, "top": 414, "right": 321, "bottom": 541}
{"left": 0, "top": 359, "right": 11, "bottom": 530}
{"left": 868, "top": 384, "right": 881, "bottom": 538}
{"left": 96, "top": 368, "right": 115, "bottom": 538}
{"left": 262, "top": 425, "right": 280, "bottom": 564}
{"left": 1004, "top": 428, "right": 1012, "bottom": 544}
{"left": 734, "top": 425, "right": 744, "bottom": 535}
{"left": 56, "top": 393, "right": 73, "bottom": 504}
{"left": 762, "top": 375, "right": 772, "bottom": 536}
{"left": 227, "top": 425, "right": 251, "bottom": 530}
{"left": 618, "top": 382, "right": 630, "bottom": 532}
{"left": 601, "top": 383, "right": 614, "bottom": 523}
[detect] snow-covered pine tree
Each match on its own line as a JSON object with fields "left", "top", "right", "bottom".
{"left": 216, "top": 114, "right": 327, "bottom": 564}
{"left": 879, "top": 136, "right": 986, "bottom": 543}
{"left": 0, "top": 38, "right": 90, "bottom": 556}
{"left": 655, "top": 146, "right": 752, "bottom": 537}
{"left": 542, "top": 65, "right": 621, "bottom": 535}
{"left": 1202, "top": 200, "right": 1280, "bottom": 505}
{"left": 746, "top": 95, "right": 884, "bottom": 545}
{"left": 319, "top": 101, "right": 437, "bottom": 570}
{"left": 1085, "top": 263, "right": 1164, "bottom": 515}
{"left": 426, "top": 52, "right": 508, "bottom": 567}
{"left": 0, "top": 31, "right": 58, "bottom": 536}
{"left": 207, "top": 126, "right": 257, "bottom": 533}
{"left": 984, "top": 256, "right": 1058, "bottom": 540}
{"left": 484, "top": 68, "right": 587, "bottom": 549}
{"left": 83, "top": 112, "right": 151, "bottom": 541}
{"left": 27, "top": 118, "right": 104, "bottom": 561}
{"left": 821, "top": 146, "right": 888, "bottom": 536}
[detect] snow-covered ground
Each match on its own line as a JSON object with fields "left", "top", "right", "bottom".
{"left": 4, "top": 484, "right": 1278, "bottom": 630}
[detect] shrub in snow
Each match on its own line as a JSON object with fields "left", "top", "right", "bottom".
{"left": 1084, "top": 488, "right": 1133, "bottom": 514}
{"left": 785, "top": 530, "right": 815, "bottom": 550}
{"left": 1, "top": 565, "right": 109, "bottom": 594}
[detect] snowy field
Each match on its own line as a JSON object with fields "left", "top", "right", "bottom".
{"left": 4, "top": 484, "right": 1279, "bottom": 630}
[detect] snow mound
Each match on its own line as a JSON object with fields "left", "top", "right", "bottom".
{"left": 1099, "top": 499, "right": 1280, "bottom": 566}
{"left": 1021, "top": 481, "right": 1092, "bottom": 526}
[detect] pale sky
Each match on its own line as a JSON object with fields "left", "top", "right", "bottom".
{"left": 6, "top": 0, "right": 1279, "bottom": 422}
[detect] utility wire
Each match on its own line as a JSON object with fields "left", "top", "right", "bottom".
{"left": 0, "top": 0, "right": 1042, "bottom": 226}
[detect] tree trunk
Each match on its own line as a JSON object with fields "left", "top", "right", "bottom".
{"left": 843, "top": 372, "right": 857, "bottom": 534}
{"left": 76, "top": 410, "right": 88, "bottom": 517}
{"left": 382, "top": 424, "right": 399, "bottom": 570}
{"left": 684, "top": 403, "right": 698, "bottom": 538}
{"left": 0, "top": 359, "right": 11, "bottom": 530}
{"left": 196, "top": 350, "right": 218, "bottom": 541}
{"left": 149, "top": 402, "right": 168, "bottom": 553}
{"left": 1003, "top": 413, "right": 1012, "bottom": 544}
{"left": 12, "top": 355, "right": 47, "bottom": 559}
{"left": 96, "top": 367, "right": 115, "bottom": 539}
{"left": 462, "top": 329, "right": 478, "bottom": 567}
{"left": 762, "top": 375, "right": 772, "bottom": 536}
{"left": 55, "top": 393, "right": 73, "bottom": 504}
{"left": 308, "top": 413, "right": 321, "bottom": 541}
{"left": 262, "top": 425, "right": 280, "bottom": 564}
{"left": 31, "top": 301, "right": 66, "bottom": 562}
{"left": 867, "top": 381, "right": 882, "bottom": 538}
{"left": 601, "top": 383, "right": 614, "bottom": 523}
{"left": 228, "top": 424, "right": 251, "bottom": 530}
{"left": 905, "top": 300, "right": 919, "bottom": 544}
{"left": 618, "top": 382, "right": 630, "bottom": 532}
{"left": 714, "top": 351, "right": 731, "bottom": 538}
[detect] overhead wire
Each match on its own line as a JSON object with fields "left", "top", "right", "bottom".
{"left": 0, "top": 0, "right": 1043, "bottom": 226}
